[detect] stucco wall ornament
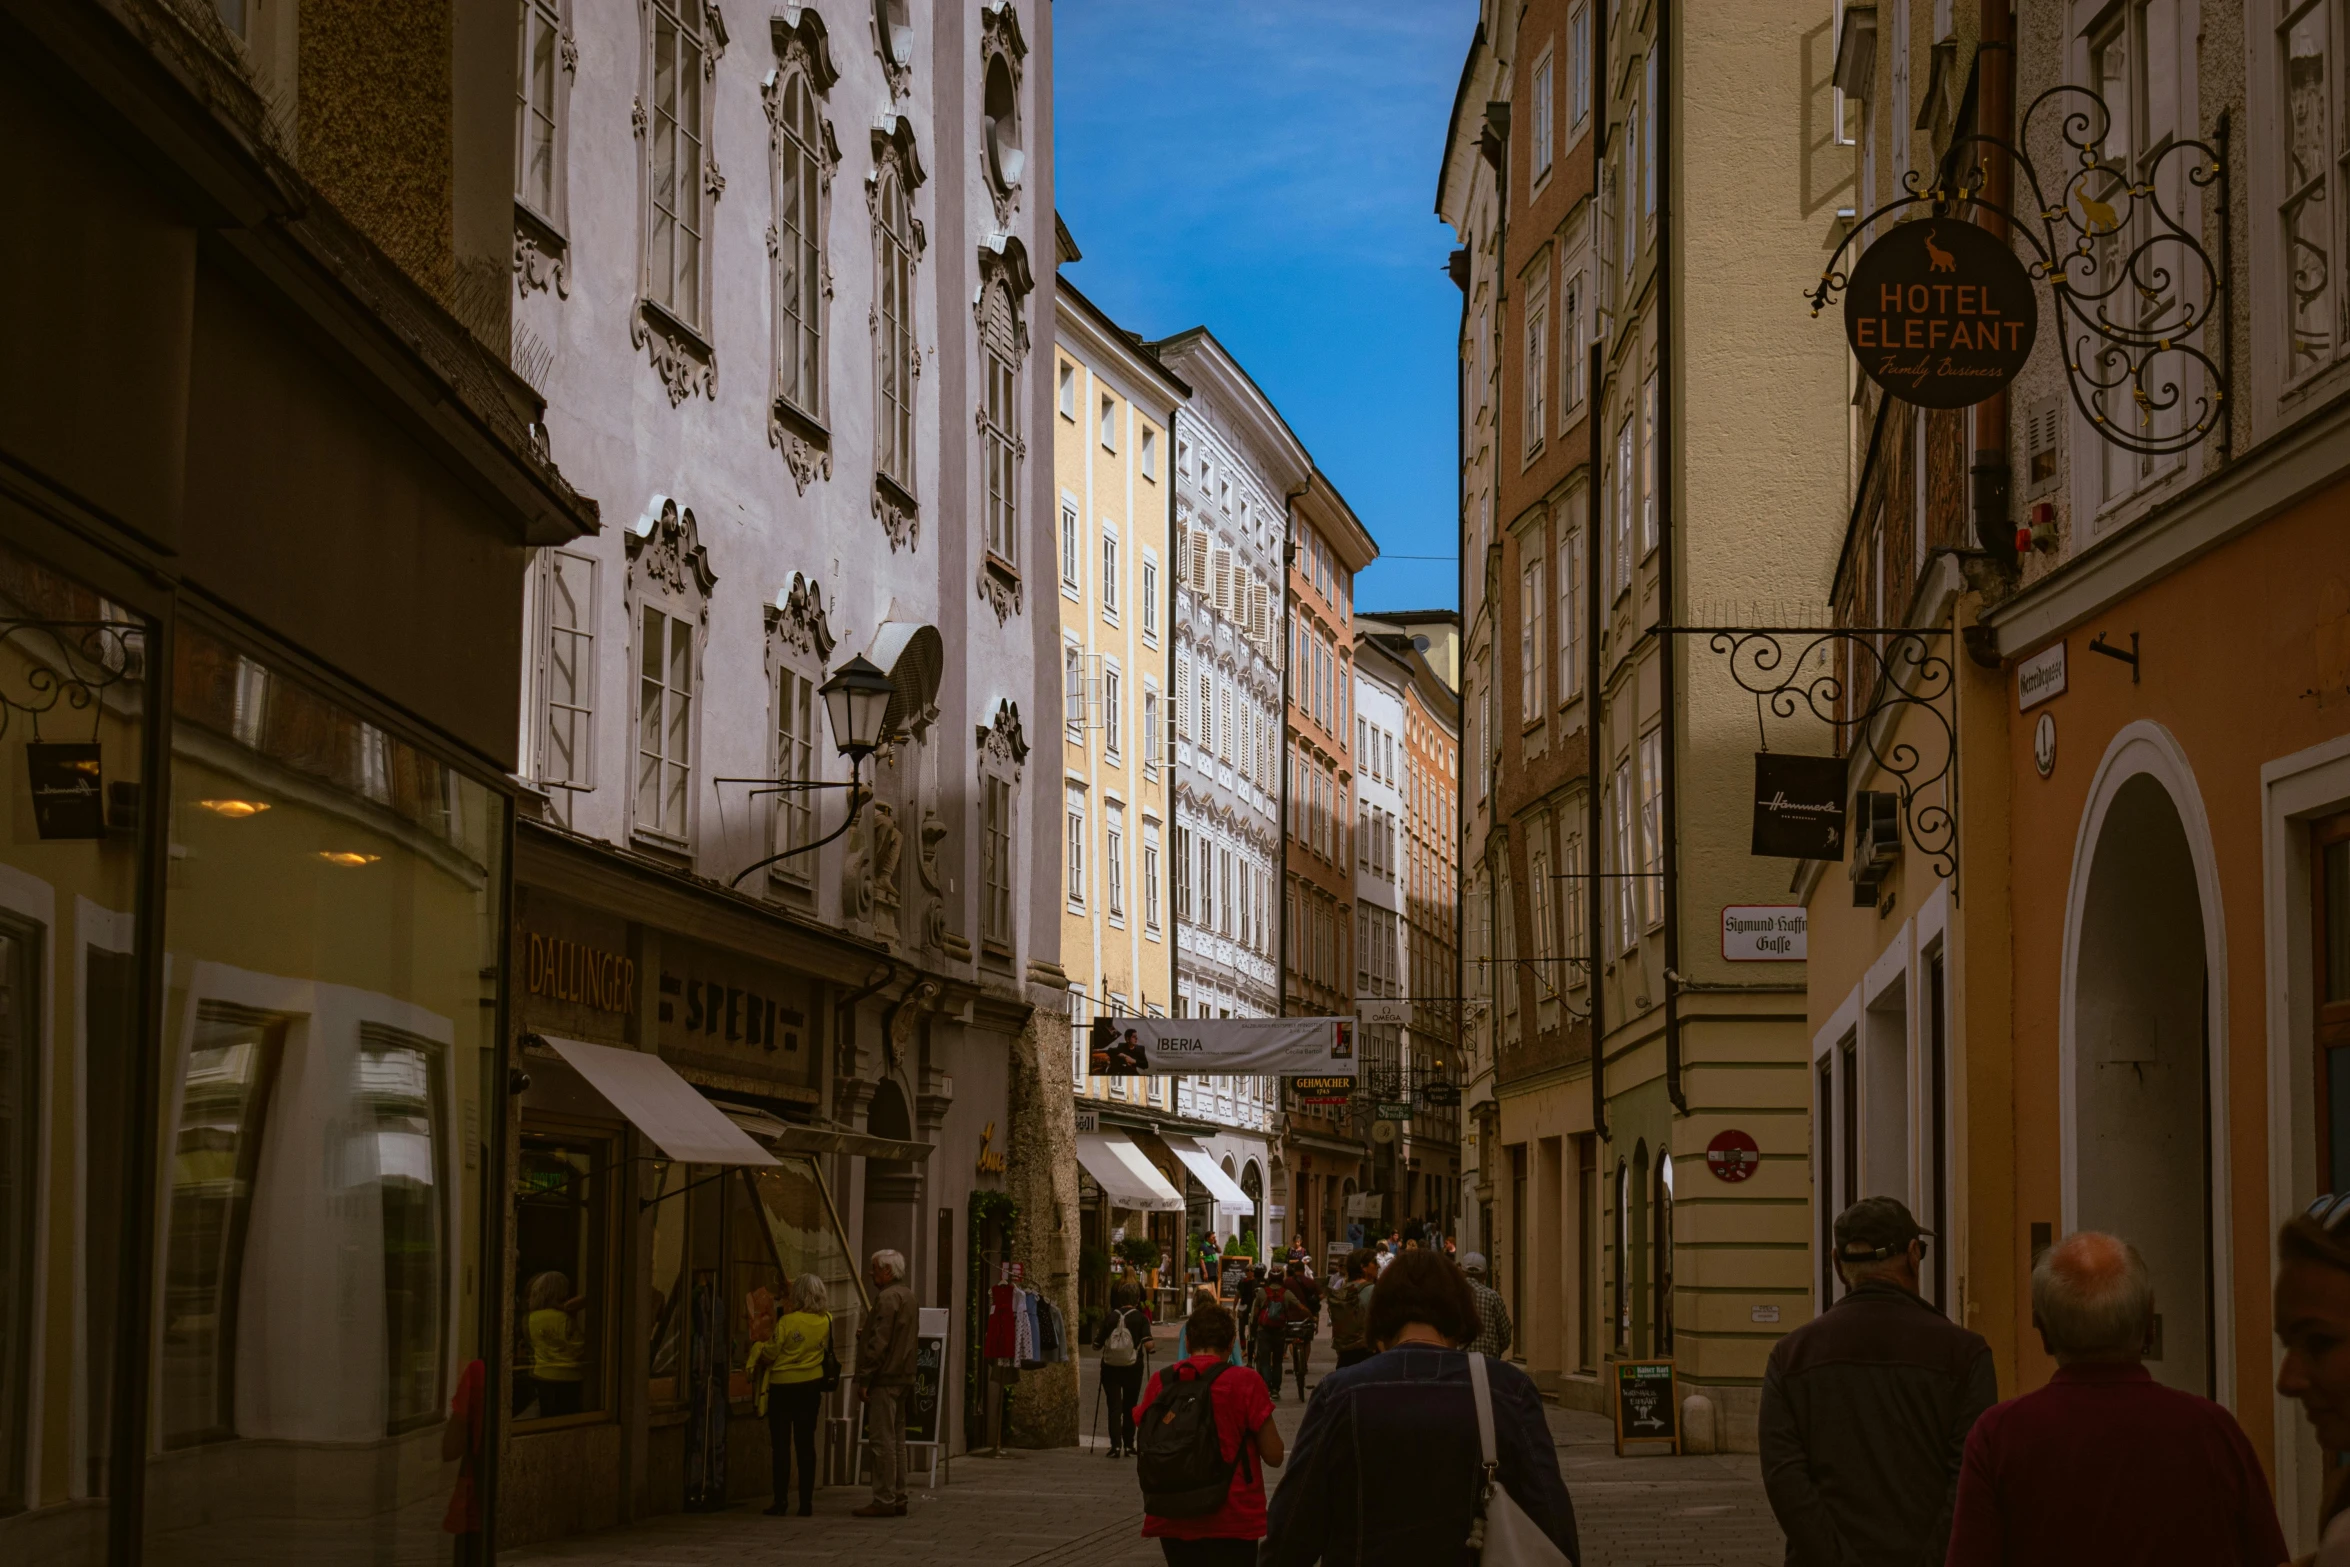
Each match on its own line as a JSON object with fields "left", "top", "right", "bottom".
{"left": 625, "top": 495, "right": 719, "bottom": 597}
{"left": 977, "top": 699, "right": 1029, "bottom": 772}
{"left": 515, "top": 224, "right": 569, "bottom": 296}
{"left": 764, "top": 572, "right": 836, "bottom": 662}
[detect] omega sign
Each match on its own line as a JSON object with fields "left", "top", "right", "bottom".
{"left": 1844, "top": 219, "right": 2037, "bottom": 409}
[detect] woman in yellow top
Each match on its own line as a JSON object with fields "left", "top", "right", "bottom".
{"left": 746, "top": 1273, "right": 832, "bottom": 1517}
{"left": 526, "top": 1271, "right": 588, "bottom": 1417}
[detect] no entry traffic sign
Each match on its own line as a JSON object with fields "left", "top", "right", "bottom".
{"left": 1706, "top": 1129, "right": 1762, "bottom": 1183}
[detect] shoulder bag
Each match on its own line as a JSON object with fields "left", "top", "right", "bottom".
{"left": 817, "top": 1313, "right": 843, "bottom": 1394}
{"left": 1466, "top": 1352, "right": 1569, "bottom": 1567}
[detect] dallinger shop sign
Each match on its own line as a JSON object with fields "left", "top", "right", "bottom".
{"left": 1844, "top": 219, "right": 2037, "bottom": 409}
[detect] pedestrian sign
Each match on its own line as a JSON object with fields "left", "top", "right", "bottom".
{"left": 1613, "top": 1360, "right": 1679, "bottom": 1456}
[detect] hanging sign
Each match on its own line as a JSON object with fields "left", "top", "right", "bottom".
{"left": 26, "top": 742, "right": 106, "bottom": 840}
{"left": 1374, "top": 1101, "right": 1413, "bottom": 1121}
{"left": 1752, "top": 753, "right": 1848, "bottom": 860}
{"left": 1845, "top": 219, "right": 2038, "bottom": 408}
{"left": 1359, "top": 998, "right": 1409, "bottom": 1026}
{"left": 1086, "top": 1016, "right": 1356, "bottom": 1078}
{"left": 1292, "top": 1075, "right": 1353, "bottom": 1106}
{"left": 1705, "top": 1128, "right": 1763, "bottom": 1183}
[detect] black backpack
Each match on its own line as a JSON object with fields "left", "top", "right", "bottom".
{"left": 1136, "top": 1361, "right": 1243, "bottom": 1517}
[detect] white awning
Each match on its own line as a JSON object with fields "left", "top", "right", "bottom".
{"left": 1074, "top": 1132, "right": 1185, "bottom": 1212}
{"left": 1161, "top": 1134, "right": 1255, "bottom": 1213}
{"left": 545, "top": 1036, "right": 777, "bottom": 1166}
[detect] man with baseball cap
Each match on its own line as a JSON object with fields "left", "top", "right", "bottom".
{"left": 1759, "top": 1197, "right": 1996, "bottom": 1566}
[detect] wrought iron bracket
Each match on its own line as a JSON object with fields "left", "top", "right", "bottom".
{"left": 0, "top": 617, "right": 145, "bottom": 744}
{"left": 1808, "top": 83, "right": 2228, "bottom": 458}
{"left": 1655, "top": 625, "right": 1959, "bottom": 881}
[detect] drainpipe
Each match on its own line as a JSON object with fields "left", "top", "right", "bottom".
{"left": 1656, "top": 0, "right": 1687, "bottom": 1117}
{"left": 1167, "top": 406, "right": 1181, "bottom": 1017}
{"left": 1972, "top": 0, "right": 2017, "bottom": 568}
{"left": 1587, "top": 16, "right": 1611, "bottom": 1147}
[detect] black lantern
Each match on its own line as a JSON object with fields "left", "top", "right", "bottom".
{"left": 819, "top": 654, "right": 895, "bottom": 760}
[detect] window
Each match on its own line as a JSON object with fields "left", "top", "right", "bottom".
{"left": 1612, "top": 414, "right": 1636, "bottom": 597}
{"left": 1643, "top": 50, "right": 1658, "bottom": 223}
{"left": 535, "top": 551, "right": 596, "bottom": 805}
{"left": 516, "top": 0, "right": 564, "bottom": 218}
{"left": 1640, "top": 372, "right": 1658, "bottom": 555}
{"left": 875, "top": 169, "right": 915, "bottom": 488}
{"left": 1103, "top": 667, "right": 1122, "bottom": 758}
{"left": 1144, "top": 823, "right": 1162, "bottom": 932}
{"left": 1520, "top": 554, "right": 1546, "bottom": 717}
{"left": 1525, "top": 272, "right": 1549, "bottom": 457}
{"left": 1106, "top": 805, "right": 1126, "bottom": 919}
{"left": 1531, "top": 838, "right": 1557, "bottom": 997}
{"left": 1563, "top": 833, "right": 1588, "bottom": 988}
{"left": 1059, "top": 361, "right": 1076, "bottom": 418}
{"left": 1563, "top": 272, "right": 1586, "bottom": 412}
{"left": 646, "top": 0, "right": 709, "bottom": 328}
{"left": 1609, "top": 757, "right": 1635, "bottom": 952}
{"left": 1061, "top": 499, "right": 1081, "bottom": 593}
{"left": 773, "top": 65, "right": 825, "bottom": 418}
{"left": 1066, "top": 788, "right": 1086, "bottom": 904}
{"left": 1569, "top": 3, "right": 1591, "bottom": 125}
{"left": 1141, "top": 556, "right": 1159, "bottom": 639}
{"left": 1532, "top": 51, "right": 1556, "bottom": 180}
{"left": 1102, "top": 529, "right": 1119, "bottom": 617}
{"left": 1557, "top": 502, "right": 1585, "bottom": 705}
{"left": 982, "top": 775, "right": 1012, "bottom": 948}
{"left": 1141, "top": 426, "right": 1158, "bottom": 479}
{"left": 513, "top": 1133, "right": 612, "bottom": 1423}
{"left": 1175, "top": 825, "right": 1194, "bottom": 921}
{"left": 983, "top": 337, "right": 1019, "bottom": 564}
{"left": 773, "top": 667, "right": 817, "bottom": 881}
{"left": 1638, "top": 728, "right": 1664, "bottom": 928}
{"left": 2282, "top": 0, "right": 2340, "bottom": 378}
{"left": 1100, "top": 395, "right": 1117, "bottom": 451}
{"left": 636, "top": 604, "right": 693, "bottom": 840}
{"left": 1064, "top": 642, "right": 1084, "bottom": 734}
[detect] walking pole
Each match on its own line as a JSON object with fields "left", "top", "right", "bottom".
{"left": 1090, "top": 1373, "right": 1103, "bottom": 1453}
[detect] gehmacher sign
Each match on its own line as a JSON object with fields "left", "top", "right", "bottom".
{"left": 1844, "top": 220, "right": 2037, "bottom": 409}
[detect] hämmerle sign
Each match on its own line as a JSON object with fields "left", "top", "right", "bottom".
{"left": 1084, "top": 1016, "right": 1355, "bottom": 1078}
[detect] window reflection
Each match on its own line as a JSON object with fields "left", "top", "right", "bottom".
{"left": 647, "top": 1160, "right": 688, "bottom": 1407}
{"left": 355, "top": 1026, "right": 446, "bottom": 1432}
{"left": 513, "top": 1136, "right": 608, "bottom": 1421}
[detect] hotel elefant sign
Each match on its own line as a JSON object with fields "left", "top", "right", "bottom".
{"left": 1844, "top": 219, "right": 2037, "bottom": 409}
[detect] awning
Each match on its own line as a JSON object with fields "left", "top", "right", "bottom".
{"left": 545, "top": 1036, "right": 777, "bottom": 1166}
{"left": 1074, "top": 1132, "right": 1185, "bottom": 1212}
{"left": 1161, "top": 1134, "right": 1255, "bottom": 1213}
{"left": 717, "top": 1104, "right": 933, "bottom": 1164}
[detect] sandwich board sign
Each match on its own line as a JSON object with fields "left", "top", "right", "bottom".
{"left": 1613, "top": 1359, "right": 1679, "bottom": 1455}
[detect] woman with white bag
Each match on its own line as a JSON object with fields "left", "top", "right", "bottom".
{"left": 1259, "top": 1250, "right": 1579, "bottom": 1565}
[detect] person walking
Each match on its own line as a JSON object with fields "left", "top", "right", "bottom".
{"left": 1177, "top": 1285, "right": 1244, "bottom": 1366}
{"left": 852, "top": 1249, "right": 918, "bottom": 1519}
{"left": 2277, "top": 1197, "right": 2350, "bottom": 1561}
{"left": 1250, "top": 1267, "right": 1305, "bottom": 1401}
{"left": 1945, "top": 1230, "right": 2287, "bottom": 1566}
{"left": 1326, "top": 1248, "right": 1378, "bottom": 1370}
{"left": 1281, "top": 1261, "right": 1321, "bottom": 1401}
{"left": 1134, "top": 1299, "right": 1285, "bottom": 1567}
{"left": 1759, "top": 1198, "right": 1995, "bottom": 1566}
{"left": 747, "top": 1273, "right": 832, "bottom": 1517}
{"left": 1460, "top": 1253, "right": 1513, "bottom": 1359}
{"left": 1096, "top": 1282, "right": 1156, "bottom": 1457}
{"left": 1261, "top": 1249, "right": 1579, "bottom": 1565}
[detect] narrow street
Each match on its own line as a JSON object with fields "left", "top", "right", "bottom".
{"left": 507, "top": 1326, "right": 1782, "bottom": 1567}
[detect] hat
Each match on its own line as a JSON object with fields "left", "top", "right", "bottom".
{"left": 1460, "top": 1251, "right": 1488, "bottom": 1274}
{"left": 1834, "top": 1197, "right": 1928, "bottom": 1263}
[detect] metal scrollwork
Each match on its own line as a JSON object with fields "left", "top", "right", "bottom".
{"left": 1807, "top": 84, "right": 2228, "bottom": 457}
{"left": 1707, "top": 627, "right": 1957, "bottom": 880}
{"left": 0, "top": 618, "right": 144, "bottom": 744}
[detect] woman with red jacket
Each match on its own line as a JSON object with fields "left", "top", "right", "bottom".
{"left": 1133, "top": 1300, "right": 1285, "bottom": 1566}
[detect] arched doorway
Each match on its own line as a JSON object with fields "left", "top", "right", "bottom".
{"left": 1240, "top": 1160, "right": 1263, "bottom": 1257}
{"left": 861, "top": 1080, "right": 919, "bottom": 1285}
{"left": 2064, "top": 732, "right": 2227, "bottom": 1400}
{"left": 1655, "top": 1154, "right": 1675, "bottom": 1355}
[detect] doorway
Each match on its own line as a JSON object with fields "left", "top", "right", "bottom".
{"left": 2068, "top": 769, "right": 2216, "bottom": 1397}
{"left": 861, "top": 1081, "right": 919, "bottom": 1285}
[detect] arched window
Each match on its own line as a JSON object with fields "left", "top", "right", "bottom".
{"left": 875, "top": 170, "right": 915, "bottom": 490}
{"left": 979, "top": 282, "right": 1018, "bottom": 565}
{"left": 647, "top": 0, "right": 708, "bottom": 327}
{"left": 1654, "top": 1153, "right": 1674, "bottom": 1354}
{"left": 774, "top": 69, "right": 823, "bottom": 417}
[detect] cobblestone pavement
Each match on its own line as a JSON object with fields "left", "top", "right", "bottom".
{"left": 507, "top": 1323, "right": 1782, "bottom": 1567}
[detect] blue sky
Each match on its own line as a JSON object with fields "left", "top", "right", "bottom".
{"left": 1051, "top": 1, "right": 1478, "bottom": 612}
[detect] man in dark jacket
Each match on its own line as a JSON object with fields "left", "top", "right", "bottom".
{"left": 1760, "top": 1198, "right": 1995, "bottom": 1566}
{"left": 852, "top": 1249, "right": 919, "bottom": 1518}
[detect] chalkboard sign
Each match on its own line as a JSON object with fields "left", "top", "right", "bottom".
{"left": 908, "top": 1307, "right": 949, "bottom": 1443}
{"left": 1613, "top": 1360, "right": 1678, "bottom": 1455}
{"left": 1220, "top": 1259, "right": 1250, "bottom": 1299}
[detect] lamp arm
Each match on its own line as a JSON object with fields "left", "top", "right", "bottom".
{"left": 727, "top": 757, "right": 867, "bottom": 888}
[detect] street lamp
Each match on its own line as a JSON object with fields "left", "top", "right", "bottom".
{"left": 726, "top": 654, "right": 898, "bottom": 887}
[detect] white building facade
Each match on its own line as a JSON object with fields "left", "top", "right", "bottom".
{"left": 503, "top": 0, "right": 1073, "bottom": 1500}
{"left": 1153, "top": 329, "right": 1308, "bottom": 1249}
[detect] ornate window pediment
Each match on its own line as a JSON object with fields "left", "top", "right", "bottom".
{"left": 625, "top": 494, "right": 718, "bottom": 598}
{"left": 977, "top": 698, "right": 1030, "bottom": 773}
{"left": 764, "top": 571, "right": 837, "bottom": 663}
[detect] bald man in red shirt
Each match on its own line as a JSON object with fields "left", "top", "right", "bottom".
{"left": 1946, "top": 1231, "right": 2287, "bottom": 1567}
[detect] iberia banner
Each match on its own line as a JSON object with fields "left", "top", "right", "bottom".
{"left": 1083, "top": 1016, "right": 1356, "bottom": 1078}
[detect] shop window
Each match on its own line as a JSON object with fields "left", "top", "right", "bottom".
{"left": 513, "top": 1134, "right": 612, "bottom": 1422}
{"left": 160, "top": 1005, "right": 287, "bottom": 1447}
{"left": 647, "top": 1161, "right": 689, "bottom": 1407}
{"left": 357, "top": 1024, "right": 449, "bottom": 1432}
{"left": 727, "top": 1169, "right": 787, "bottom": 1405}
